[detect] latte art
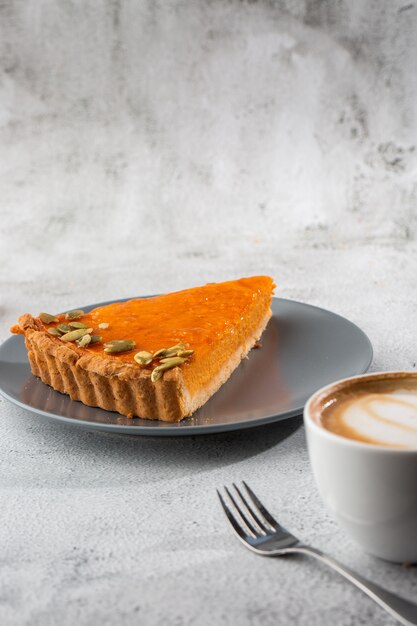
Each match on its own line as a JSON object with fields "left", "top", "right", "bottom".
{"left": 341, "top": 392, "right": 417, "bottom": 448}
{"left": 317, "top": 376, "right": 417, "bottom": 448}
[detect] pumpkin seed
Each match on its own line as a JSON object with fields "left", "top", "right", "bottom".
{"left": 103, "top": 339, "right": 136, "bottom": 353}
{"left": 60, "top": 328, "right": 93, "bottom": 342}
{"left": 153, "top": 347, "right": 168, "bottom": 358}
{"left": 47, "top": 327, "right": 61, "bottom": 336}
{"left": 90, "top": 335, "right": 102, "bottom": 344}
{"left": 153, "top": 343, "right": 186, "bottom": 359}
{"left": 177, "top": 349, "right": 194, "bottom": 358}
{"left": 151, "top": 358, "right": 184, "bottom": 382}
{"left": 77, "top": 334, "right": 91, "bottom": 348}
{"left": 68, "top": 321, "right": 88, "bottom": 329}
{"left": 98, "top": 322, "right": 109, "bottom": 329}
{"left": 134, "top": 351, "right": 153, "bottom": 366}
{"left": 39, "top": 312, "right": 58, "bottom": 324}
{"left": 57, "top": 324, "right": 72, "bottom": 334}
{"left": 136, "top": 350, "right": 153, "bottom": 359}
{"left": 65, "top": 309, "right": 84, "bottom": 320}
{"left": 159, "top": 357, "right": 186, "bottom": 366}
{"left": 151, "top": 367, "right": 163, "bottom": 382}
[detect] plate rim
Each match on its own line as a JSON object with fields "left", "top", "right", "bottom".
{"left": 0, "top": 296, "right": 373, "bottom": 437}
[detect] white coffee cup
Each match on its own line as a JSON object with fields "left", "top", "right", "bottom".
{"left": 304, "top": 371, "right": 417, "bottom": 563}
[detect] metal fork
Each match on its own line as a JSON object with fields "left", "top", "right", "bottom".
{"left": 217, "top": 482, "right": 417, "bottom": 626}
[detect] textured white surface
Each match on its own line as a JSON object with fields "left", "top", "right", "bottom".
{"left": 1, "top": 1, "right": 417, "bottom": 624}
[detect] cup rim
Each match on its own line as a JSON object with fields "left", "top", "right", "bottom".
{"left": 304, "top": 370, "right": 417, "bottom": 454}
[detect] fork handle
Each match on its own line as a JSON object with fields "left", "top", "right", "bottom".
{"left": 293, "top": 546, "right": 417, "bottom": 626}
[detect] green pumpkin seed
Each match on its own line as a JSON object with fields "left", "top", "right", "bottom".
{"left": 68, "top": 321, "right": 88, "bottom": 329}
{"left": 60, "top": 328, "right": 93, "bottom": 342}
{"left": 47, "top": 327, "right": 61, "bottom": 336}
{"left": 153, "top": 343, "right": 186, "bottom": 359}
{"left": 103, "top": 339, "right": 136, "bottom": 353}
{"left": 151, "top": 357, "right": 185, "bottom": 382}
{"left": 98, "top": 322, "right": 109, "bottom": 329}
{"left": 65, "top": 309, "right": 84, "bottom": 320}
{"left": 134, "top": 351, "right": 153, "bottom": 366}
{"left": 68, "top": 322, "right": 88, "bottom": 328}
{"left": 151, "top": 368, "right": 162, "bottom": 382}
{"left": 136, "top": 350, "right": 153, "bottom": 359}
{"left": 39, "top": 312, "right": 59, "bottom": 324}
{"left": 153, "top": 347, "right": 168, "bottom": 358}
{"left": 151, "top": 367, "right": 163, "bottom": 382}
{"left": 159, "top": 356, "right": 186, "bottom": 366}
{"left": 57, "top": 324, "right": 72, "bottom": 334}
{"left": 90, "top": 335, "right": 102, "bottom": 344}
{"left": 177, "top": 349, "right": 194, "bottom": 358}
{"left": 77, "top": 334, "right": 92, "bottom": 348}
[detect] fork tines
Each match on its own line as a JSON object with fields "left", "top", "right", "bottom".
{"left": 217, "top": 481, "right": 279, "bottom": 539}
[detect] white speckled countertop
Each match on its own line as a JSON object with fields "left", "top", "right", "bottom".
{"left": 1, "top": 1, "right": 417, "bottom": 624}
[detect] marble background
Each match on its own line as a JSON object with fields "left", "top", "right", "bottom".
{"left": 0, "top": 1, "right": 416, "bottom": 625}
{"left": 1, "top": 1, "right": 417, "bottom": 311}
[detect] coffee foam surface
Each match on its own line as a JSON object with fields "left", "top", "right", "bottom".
{"left": 341, "top": 390, "right": 417, "bottom": 448}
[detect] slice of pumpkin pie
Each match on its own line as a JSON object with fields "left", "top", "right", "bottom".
{"left": 11, "top": 276, "right": 275, "bottom": 421}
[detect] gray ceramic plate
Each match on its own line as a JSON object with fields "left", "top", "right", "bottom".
{"left": 0, "top": 297, "right": 372, "bottom": 436}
